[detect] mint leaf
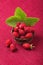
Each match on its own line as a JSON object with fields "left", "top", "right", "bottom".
{"left": 6, "top": 16, "right": 23, "bottom": 27}
{"left": 14, "top": 7, "right": 27, "bottom": 19}
{"left": 24, "top": 17, "right": 39, "bottom": 26}
{"left": 6, "top": 7, "right": 40, "bottom": 27}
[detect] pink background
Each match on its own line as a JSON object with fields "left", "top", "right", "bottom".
{"left": 0, "top": 0, "right": 43, "bottom": 65}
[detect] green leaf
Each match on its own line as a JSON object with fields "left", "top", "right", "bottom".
{"left": 14, "top": 7, "right": 27, "bottom": 19}
{"left": 24, "top": 17, "right": 39, "bottom": 26}
{"left": 6, "top": 16, "right": 23, "bottom": 27}
{"left": 6, "top": 7, "right": 40, "bottom": 27}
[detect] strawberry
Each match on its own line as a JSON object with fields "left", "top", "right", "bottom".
{"left": 24, "top": 26, "right": 31, "bottom": 33}
{"left": 22, "top": 43, "right": 35, "bottom": 49}
{"left": 24, "top": 26, "right": 34, "bottom": 33}
{"left": 19, "top": 29, "right": 25, "bottom": 35}
{"left": 19, "top": 23, "right": 26, "bottom": 29}
{"left": 22, "top": 43, "right": 30, "bottom": 49}
{"left": 25, "top": 33, "right": 32, "bottom": 38}
{"left": 5, "top": 39, "right": 12, "bottom": 47}
{"left": 16, "top": 22, "right": 21, "bottom": 27}
{"left": 14, "top": 27, "right": 18, "bottom": 32}
{"left": 10, "top": 44, "right": 16, "bottom": 52}
{"left": 13, "top": 32, "right": 19, "bottom": 38}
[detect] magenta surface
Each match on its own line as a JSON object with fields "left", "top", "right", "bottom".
{"left": 0, "top": 0, "right": 43, "bottom": 65}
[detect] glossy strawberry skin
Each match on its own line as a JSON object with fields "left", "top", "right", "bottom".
{"left": 19, "top": 29, "right": 25, "bottom": 35}
{"left": 14, "top": 27, "right": 18, "bottom": 32}
{"left": 13, "top": 32, "right": 19, "bottom": 38}
{"left": 22, "top": 43, "right": 30, "bottom": 49}
{"left": 19, "top": 23, "right": 26, "bottom": 29}
{"left": 6, "top": 39, "right": 12, "bottom": 47}
{"left": 25, "top": 33, "right": 32, "bottom": 38}
{"left": 24, "top": 26, "right": 31, "bottom": 33}
{"left": 10, "top": 44, "right": 16, "bottom": 52}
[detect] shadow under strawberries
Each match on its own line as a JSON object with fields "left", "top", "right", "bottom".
{"left": 31, "top": 34, "right": 43, "bottom": 46}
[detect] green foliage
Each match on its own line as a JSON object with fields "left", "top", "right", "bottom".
{"left": 6, "top": 7, "right": 39, "bottom": 27}
{"left": 6, "top": 16, "right": 23, "bottom": 27}
{"left": 24, "top": 17, "right": 39, "bottom": 26}
{"left": 14, "top": 7, "right": 27, "bottom": 19}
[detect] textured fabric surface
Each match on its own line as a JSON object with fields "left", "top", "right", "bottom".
{"left": 0, "top": 0, "right": 43, "bottom": 65}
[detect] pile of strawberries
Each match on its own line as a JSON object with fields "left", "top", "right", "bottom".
{"left": 12, "top": 22, "right": 34, "bottom": 40}
{"left": 5, "top": 22, "right": 35, "bottom": 52}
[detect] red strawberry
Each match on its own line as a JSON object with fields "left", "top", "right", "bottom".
{"left": 19, "top": 23, "right": 26, "bottom": 29}
{"left": 19, "top": 29, "right": 25, "bottom": 35}
{"left": 22, "top": 43, "right": 30, "bottom": 49}
{"left": 25, "top": 33, "right": 32, "bottom": 38}
{"left": 16, "top": 22, "right": 21, "bottom": 27}
{"left": 24, "top": 26, "right": 31, "bottom": 33}
{"left": 13, "top": 32, "right": 19, "bottom": 38}
{"left": 5, "top": 39, "right": 12, "bottom": 47}
{"left": 10, "top": 44, "right": 16, "bottom": 52}
{"left": 22, "top": 43, "right": 35, "bottom": 49}
{"left": 14, "top": 27, "right": 18, "bottom": 32}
